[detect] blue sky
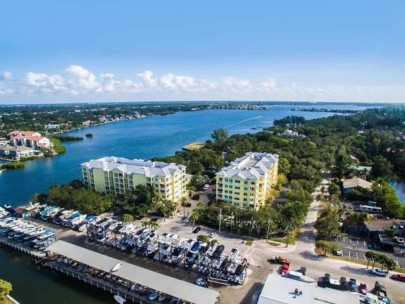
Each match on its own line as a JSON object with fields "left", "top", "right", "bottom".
{"left": 0, "top": 0, "right": 404, "bottom": 103}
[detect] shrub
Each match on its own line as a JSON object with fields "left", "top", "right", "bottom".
{"left": 122, "top": 214, "right": 134, "bottom": 222}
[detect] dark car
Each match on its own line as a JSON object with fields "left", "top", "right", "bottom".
{"left": 349, "top": 278, "right": 357, "bottom": 292}
{"left": 212, "top": 244, "right": 225, "bottom": 258}
{"left": 391, "top": 274, "right": 405, "bottom": 282}
{"left": 151, "top": 217, "right": 159, "bottom": 222}
{"left": 340, "top": 277, "right": 347, "bottom": 290}
{"left": 193, "top": 226, "right": 201, "bottom": 233}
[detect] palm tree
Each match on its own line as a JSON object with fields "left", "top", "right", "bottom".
{"left": 373, "top": 253, "right": 384, "bottom": 270}
{"left": 149, "top": 220, "right": 160, "bottom": 231}
{"left": 384, "top": 257, "right": 398, "bottom": 274}
{"left": 191, "top": 212, "right": 199, "bottom": 227}
{"left": 365, "top": 251, "right": 375, "bottom": 269}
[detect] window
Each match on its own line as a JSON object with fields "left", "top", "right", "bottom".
{"left": 235, "top": 180, "right": 240, "bottom": 184}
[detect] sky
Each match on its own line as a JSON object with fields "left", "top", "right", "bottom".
{"left": 0, "top": 0, "right": 404, "bottom": 103}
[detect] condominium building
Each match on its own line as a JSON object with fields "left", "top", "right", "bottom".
{"left": 215, "top": 152, "right": 279, "bottom": 210}
{"left": 81, "top": 157, "right": 187, "bottom": 202}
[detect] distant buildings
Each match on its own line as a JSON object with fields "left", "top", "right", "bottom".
{"left": 215, "top": 152, "right": 279, "bottom": 210}
{"left": 81, "top": 157, "right": 187, "bottom": 202}
{"left": 7, "top": 130, "right": 51, "bottom": 149}
{"left": 282, "top": 129, "right": 299, "bottom": 137}
{"left": 342, "top": 176, "right": 372, "bottom": 193}
{"left": 44, "top": 124, "right": 60, "bottom": 131}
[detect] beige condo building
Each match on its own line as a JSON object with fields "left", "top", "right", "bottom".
{"left": 81, "top": 157, "right": 187, "bottom": 202}
{"left": 215, "top": 152, "right": 279, "bottom": 210}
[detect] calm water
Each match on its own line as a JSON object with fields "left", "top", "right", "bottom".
{"left": 0, "top": 105, "right": 372, "bottom": 303}
{"left": 391, "top": 181, "right": 405, "bottom": 204}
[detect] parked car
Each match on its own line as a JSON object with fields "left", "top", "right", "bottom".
{"left": 333, "top": 249, "right": 342, "bottom": 256}
{"left": 369, "top": 268, "right": 388, "bottom": 277}
{"left": 203, "top": 184, "right": 210, "bottom": 190}
{"left": 281, "top": 263, "right": 290, "bottom": 276}
{"left": 193, "top": 226, "right": 201, "bottom": 233}
{"left": 391, "top": 274, "right": 405, "bottom": 282}
{"left": 209, "top": 232, "right": 216, "bottom": 238}
{"left": 349, "top": 278, "right": 357, "bottom": 292}
{"left": 358, "top": 283, "right": 367, "bottom": 295}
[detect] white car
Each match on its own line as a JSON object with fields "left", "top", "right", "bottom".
{"left": 203, "top": 184, "right": 210, "bottom": 190}
{"left": 209, "top": 232, "right": 216, "bottom": 238}
{"left": 369, "top": 268, "right": 388, "bottom": 277}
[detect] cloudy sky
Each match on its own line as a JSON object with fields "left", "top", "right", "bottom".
{"left": 0, "top": 0, "right": 404, "bottom": 103}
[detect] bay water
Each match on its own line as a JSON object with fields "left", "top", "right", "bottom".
{"left": 0, "top": 105, "right": 372, "bottom": 303}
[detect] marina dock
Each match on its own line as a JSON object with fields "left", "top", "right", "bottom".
{"left": 182, "top": 142, "right": 205, "bottom": 151}
{"left": 46, "top": 240, "right": 220, "bottom": 304}
{"left": 0, "top": 236, "right": 47, "bottom": 259}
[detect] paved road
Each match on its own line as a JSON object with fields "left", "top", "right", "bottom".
{"left": 292, "top": 177, "right": 326, "bottom": 259}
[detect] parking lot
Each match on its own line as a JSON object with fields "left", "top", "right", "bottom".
{"left": 331, "top": 235, "right": 405, "bottom": 268}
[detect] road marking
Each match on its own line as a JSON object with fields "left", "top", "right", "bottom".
{"left": 349, "top": 238, "right": 352, "bottom": 243}
{"left": 356, "top": 253, "right": 358, "bottom": 260}
{"left": 349, "top": 251, "right": 351, "bottom": 258}
{"left": 363, "top": 241, "right": 366, "bottom": 247}
{"left": 363, "top": 255, "right": 367, "bottom": 261}
{"left": 356, "top": 239, "right": 359, "bottom": 244}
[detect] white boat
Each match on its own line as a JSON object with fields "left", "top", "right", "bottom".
{"left": 111, "top": 262, "right": 123, "bottom": 272}
{"left": 114, "top": 295, "right": 126, "bottom": 304}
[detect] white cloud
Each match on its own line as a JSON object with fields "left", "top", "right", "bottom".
{"left": 0, "top": 71, "right": 13, "bottom": 81}
{"left": 1, "top": 65, "right": 405, "bottom": 102}
{"left": 137, "top": 70, "right": 157, "bottom": 87}
{"left": 65, "top": 65, "right": 101, "bottom": 93}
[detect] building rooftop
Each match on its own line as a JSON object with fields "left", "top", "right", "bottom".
{"left": 216, "top": 152, "right": 278, "bottom": 180}
{"left": 343, "top": 176, "right": 372, "bottom": 190}
{"left": 0, "top": 144, "right": 34, "bottom": 152}
{"left": 47, "top": 241, "right": 219, "bottom": 304}
{"left": 364, "top": 219, "right": 405, "bottom": 232}
{"left": 258, "top": 275, "right": 358, "bottom": 304}
{"left": 81, "top": 156, "right": 186, "bottom": 177}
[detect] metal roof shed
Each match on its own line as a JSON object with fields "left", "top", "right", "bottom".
{"left": 47, "top": 241, "right": 219, "bottom": 304}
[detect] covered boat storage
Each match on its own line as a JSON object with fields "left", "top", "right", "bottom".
{"left": 46, "top": 240, "right": 220, "bottom": 304}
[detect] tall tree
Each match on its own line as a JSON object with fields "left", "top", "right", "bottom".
{"left": 211, "top": 129, "right": 228, "bottom": 143}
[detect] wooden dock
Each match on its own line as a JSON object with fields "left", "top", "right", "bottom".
{"left": 45, "top": 261, "right": 157, "bottom": 304}
{"left": 0, "top": 237, "right": 47, "bottom": 259}
{"left": 182, "top": 142, "right": 205, "bottom": 151}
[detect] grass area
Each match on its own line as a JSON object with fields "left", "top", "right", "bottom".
{"left": 245, "top": 238, "right": 254, "bottom": 246}
{"left": 271, "top": 228, "right": 301, "bottom": 245}
{"left": 267, "top": 241, "right": 281, "bottom": 246}
{"left": 3, "top": 161, "right": 24, "bottom": 169}
{"left": 50, "top": 137, "right": 66, "bottom": 154}
{"left": 325, "top": 253, "right": 405, "bottom": 274}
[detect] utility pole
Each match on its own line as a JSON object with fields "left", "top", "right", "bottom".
{"left": 266, "top": 219, "right": 271, "bottom": 241}
{"left": 219, "top": 208, "right": 222, "bottom": 234}
{"left": 230, "top": 212, "right": 234, "bottom": 235}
